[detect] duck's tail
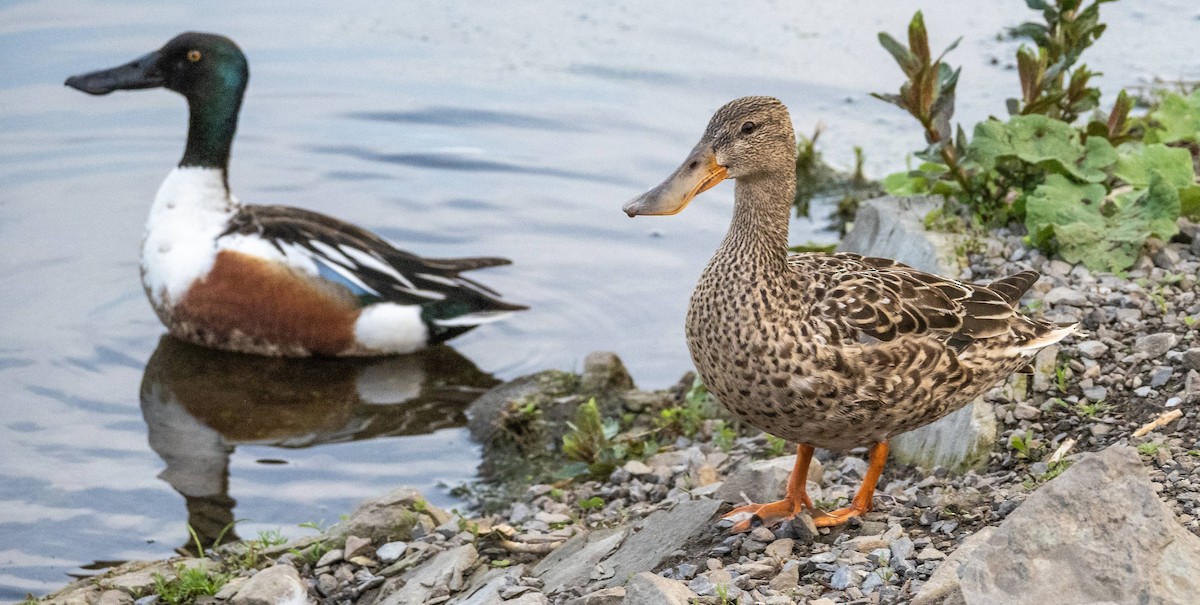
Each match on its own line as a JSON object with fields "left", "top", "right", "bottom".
{"left": 1008, "top": 320, "right": 1078, "bottom": 356}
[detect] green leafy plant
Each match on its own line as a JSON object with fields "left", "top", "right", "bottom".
{"left": 712, "top": 420, "right": 737, "bottom": 452}
{"left": 578, "top": 496, "right": 605, "bottom": 511}
{"left": 1007, "top": 0, "right": 1111, "bottom": 122}
{"left": 875, "top": 1, "right": 1199, "bottom": 270}
{"left": 1136, "top": 442, "right": 1162, "bottom": 456}
{"left": 657, "top": 377, "right": 719, "bottom": 438}
{"left": 152, "top": 564, "right": 230, "bottom": 605}
{"left": 1055, "top": 361, "right": 1070, "bottom": 393}
{"left": 765, "top": 434, "right": 790, "bottom": 458}
{"left": 1075, "top": 399, "right": 1110, "bottom": 418}
{"left": 562, "top": 398, "right": 626, "bottom": 479}
{"left": 1008, "top": 431, "right": 1044, "bottom": 459}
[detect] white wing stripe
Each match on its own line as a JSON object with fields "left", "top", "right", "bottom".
{"left": 309, "top": 240, "right": 355, "bottom": 267}
{"left": 339, "top": 244, "right": 415, "bottom": 289}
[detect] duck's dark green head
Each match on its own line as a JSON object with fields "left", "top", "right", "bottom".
{"left": 66, "top": 33, "right": 249, "bottom": 171}
{"left": 66, "top": 32, "right": 248, "bottom": 100}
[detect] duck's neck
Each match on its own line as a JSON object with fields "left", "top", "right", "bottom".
{"left": 715, "top": 172, "right": 795, "bottom": 273}
{"left": 179, "top": 83, "right": 244, "bottom": 189}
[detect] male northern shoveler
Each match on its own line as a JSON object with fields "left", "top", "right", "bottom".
{"left": 623, "top": 96, "right": 1075, "bottom": 530}
{"left": 65, "top": 32, "right": 525, "bottom": 356}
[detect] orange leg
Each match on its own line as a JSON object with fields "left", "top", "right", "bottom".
{"left": 722, "top": 444, "right": 816, "bottom": 533}
{"left": 811, "top": 440, "right": 889, "bottom": 527}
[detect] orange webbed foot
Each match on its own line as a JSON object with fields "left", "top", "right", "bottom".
{"left": 811, "top": 504, "right": 870, "bottom": 527}
{"left": 722, "top": 494, "right": 813, "bottom": 533}
{"left": 720, "top": 444, "right": 818, "bottom": 533}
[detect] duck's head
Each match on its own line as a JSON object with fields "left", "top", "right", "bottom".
{"left": 623, "top": 96, "right": 796, "bottom": 217}
{"left": 65, "top": 32, "right": 248, "bottom": 102}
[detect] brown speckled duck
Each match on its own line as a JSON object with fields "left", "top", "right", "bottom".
{"left": 623, "top": 96, "right": 1075, "bottom": 531}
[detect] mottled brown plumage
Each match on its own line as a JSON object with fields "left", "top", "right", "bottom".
{"left": 625, "top": 96, "right": 1075, "bottom": 529}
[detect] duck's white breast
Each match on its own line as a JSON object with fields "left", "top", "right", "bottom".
{"left": 141, "top": 167, "right": 238, "bottom": 307}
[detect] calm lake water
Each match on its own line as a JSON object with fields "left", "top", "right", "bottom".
{"left": 1, "top": 0, "right": 1196, "bottom": 599}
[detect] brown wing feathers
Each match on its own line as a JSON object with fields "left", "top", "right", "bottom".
{"left": 808, "top": 254, "right": 1038, "bottom": 343}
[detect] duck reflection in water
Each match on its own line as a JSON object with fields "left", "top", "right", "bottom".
{"left": 138, "top": 337, "right": 498, "bottom": 552}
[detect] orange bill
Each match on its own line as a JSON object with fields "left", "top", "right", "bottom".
{"left": 623, "top": 143, "right": 727, "bottom": 217}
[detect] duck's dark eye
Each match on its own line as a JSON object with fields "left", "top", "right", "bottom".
{"left": 187, "top": 50, "right": 202, "bottom": 62}
{"left": 740, "top": 121, "right": 757, "bottom": 135}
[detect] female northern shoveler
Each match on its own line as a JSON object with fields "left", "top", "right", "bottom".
{"left": 623, "top": 96, "right": 1074, "bottom": 530}
{"left": 65, "top": 32, "right": 525, "bottom": 356}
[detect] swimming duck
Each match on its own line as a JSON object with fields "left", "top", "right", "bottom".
{"left": 623, "top": 96, "right": 1074, "bottom": 530}
{"left": 65, "top": 32, "right": 524, "bottom": 356}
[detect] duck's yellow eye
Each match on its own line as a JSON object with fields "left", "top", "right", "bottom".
{"left": 187, "top": 50, "right": 202, "bottom": 62}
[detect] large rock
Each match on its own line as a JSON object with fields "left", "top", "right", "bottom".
{"left": 333, "top": 486, "right": 450, "bottom": 542}
{"left": 911, "top": 527, "right": 995, "bottom": 605}
{"left": 839, "top": 195, "right": 995, "bottom": 472}
{"left": 534, "top": 528, "right": 628, "bottom": 594}
{"left": 380, "top": 545, "right": 479, "bottom": 605}
{"left": 714, "top": 454, "right": 823, "bottom": 504}
{"left": 599, "top": 499, "right": 723, "bottom": 588}
{"left": 449, "top": 564, "right": 527, "bottom": 605}
{"left": 839, "top": 196, "right": 965, "bottom": 278}
{"left": 957, "top": 445, "right": 1200, "bottom": 604}
{"left": 579, "top": 352, "right": 635, "bottom": 394}
{"left": 231, "top": 565, "right": 309, "bottom": 605}
{"left": 622, "top": 572, "right": 698, "bottom": 605}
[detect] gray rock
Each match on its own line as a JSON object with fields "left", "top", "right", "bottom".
{"left": 504, "top": 594, "right": 548, "bottom": 605}
{"left": 890, "top": 537, "right": 914, "bottom": 561}
{"left": 380, "top": 545, "right": 478, "bottom": 605}
{"left": 714, "top": 454, "right": 823, "bottom": 505}
{"left": 622, "top": 573, "right": 698, "bottom": 605}
{"left": 231, "top": 565, "right": 308, "bottom": 605}
{"left": 563, "top": 586, "right": 624, "bottom": 605}
{"left": 316, "top": 548, "right": 344, "bottom": 568}
{"left": 917, "top": 546, "right": 946, "bottom": 561}
{"left": 1075, "top": 340, "right": 1109, "bottom": 359}
{"left": 579, "top": 352, "right": 635, "bottom": 394}
{"left": 343, "top": 535, "right": 371, "bottom": 559}
{"left": 861, "top": 571, "right": 885, "bottom": 592}
{"left": 599, "top": 499, "right": 723, "bottom": 588}
{"left": 96, "top": 590, "right": 133, "bottom": 605}
{"left": 891, "top": 398, "right": 997, "bottom": 472}
{"left": 533, "top": 528, "right": 627, "bottom": 594}
{"left": 465, "top": 371, "right": 569, "bottom": 445}
{"left": 1182, "top": 348, "right": 1200, "bottom": 371}
{"left": 108, "top": 560, "right": 214, "bottom": 596}
{"left": 911, "top": 527, "right": 995, "bottom": 605}
{"left": 1013, "top": 404, "right": 1041, "bottom": 420}
{"left": 830, "top": 565, "right": 855, "bottom": 589}
{"left": 686, "top": 574, "right": 715, "bottom": 596}
{"left": 1043, "top": 286, "right": 1088, "bottom": 306}
{"left": 838, "top": 196, "right": 964, "bottom": 277}
{"left": 1150, "top": 367, "right": 1173, "bottom": 388}
{"left": 376, "top": 541, "right": 408, "bottom": 563}
{"left": 334, "top": 486, "right": 449, "bottom": 542}
{"left": 957, "top": 446, "right": 1200, "bottom": 604}
{"left": 1082, "top": 386, "right": 1107, "bottom": 401}
{"left": 1135, "top": 332, "right": 1178, "bottom": 359}
{"left": 448, "top": 564, "right": 527, "bottom": 605}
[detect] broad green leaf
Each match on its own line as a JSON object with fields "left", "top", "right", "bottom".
{"left": 1147, "top": 91, "right": 1200, "bottom": 144}
{"left": 1025, "top": 173, "right": 1180, "bottom": 272}
{"left": 1181, "top": 185, "right": 1200, "bottom": 220}
{"left": 883, "top": 171, "right": 930, "bottom": 196}
{"left": 1114, "top": 142, "right": 1195, "bottom": 188}
{"left": 969, "top": 115, "right": 1113, "bottom": 182}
